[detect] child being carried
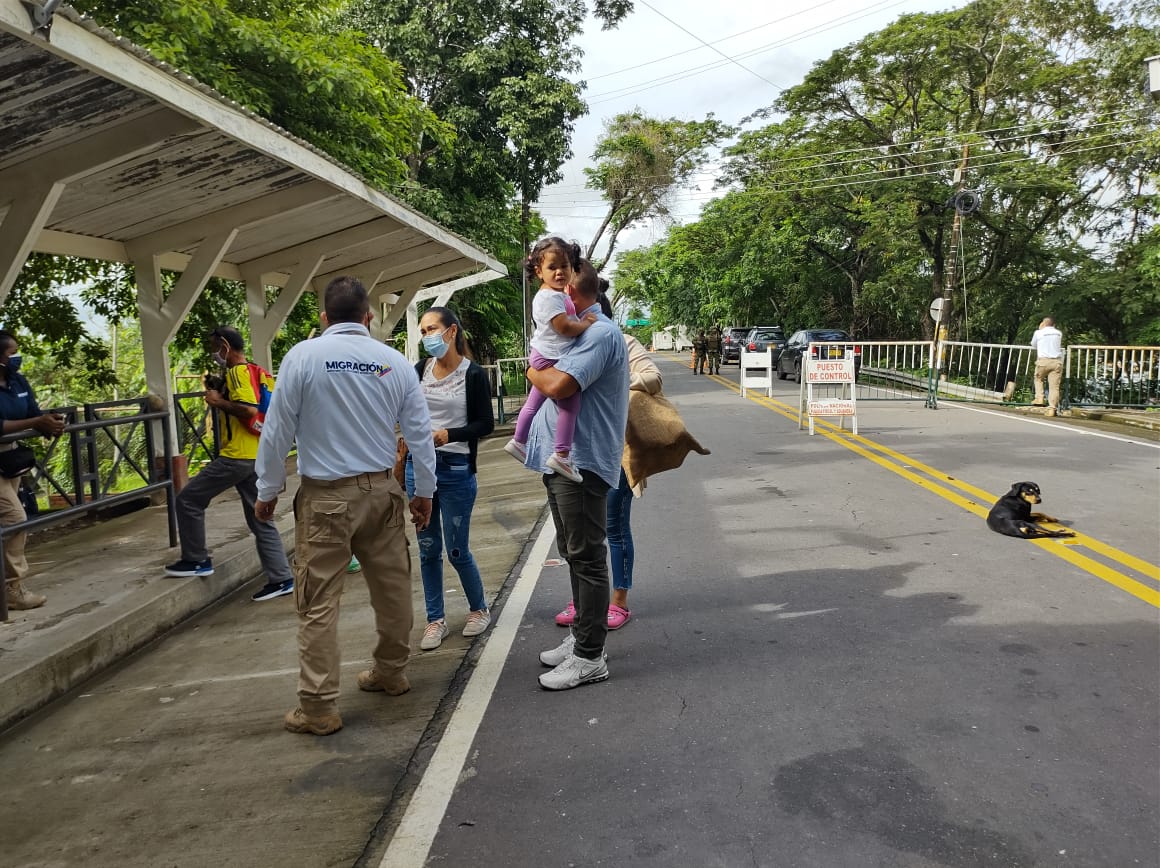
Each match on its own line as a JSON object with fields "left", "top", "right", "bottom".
{"left": 504, "top": 236, "right": 596, "bottom": 482}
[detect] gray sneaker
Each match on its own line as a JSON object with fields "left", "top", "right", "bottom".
{"left": 462, "top": 609, "right": 491, "bottom": 637}
{"left": 538, "top": 652, "right": 609, "bottom": 690}
{"left": 419, "top": 620, "right": 448, "bottom": 651}
{"left": 539, "top": 633, "right": 575, "bottom": 667}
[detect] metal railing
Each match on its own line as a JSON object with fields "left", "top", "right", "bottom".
{"left": 845, "top": 341, "right": 934, "bottom": 401}
{"left": 937, "top": 341, "right": 1039, "bottom": 404}
{"left": 1, "top": 407, "right": 177, "bottom": 621}
{"left": 486, "top": 357, "right": 532, "bottom": 424}
{"left": 174, "top": 391, "right": 220, "bottom": 468}
{"left": 1066, "top": 345, "right": 1160, "bottom": 408}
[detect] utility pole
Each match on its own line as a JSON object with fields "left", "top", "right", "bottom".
{"left": 520, "top": 166, "right": 531, "bottom": 358}
{"left": 927, "top": 143, "right": 970, "bottom": 409}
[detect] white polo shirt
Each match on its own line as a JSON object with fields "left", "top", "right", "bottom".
{"left": 1030, "top": 326, "right": 1063, "bottom": 360}
{"left": 255, "top": 322, "right": 437, "bottom": 501}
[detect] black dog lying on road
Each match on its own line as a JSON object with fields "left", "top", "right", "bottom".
{"left": 987, "top": 481, "right": 1076, "bottom": 539}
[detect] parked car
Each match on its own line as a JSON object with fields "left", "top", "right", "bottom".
{"left": 721, "top": 327, "right": 753, "bottom": 365}
{"left": 776, "top": 329, "right": 861, "bottom": 382}
{"left": 744, "top": 326, "right": 787, "bottom": 363}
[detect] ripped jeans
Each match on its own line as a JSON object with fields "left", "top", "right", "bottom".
{"left": 405, "top": 453, "right": 487, "bottom": 622}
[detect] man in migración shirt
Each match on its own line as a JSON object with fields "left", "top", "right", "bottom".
{"left": 254, "top": 276, "right": 436, "bottom": 736}
{"left": 524, "top": 261, "right": 629, "bottom": 691}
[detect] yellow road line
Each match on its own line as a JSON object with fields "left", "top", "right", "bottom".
{"left": 713, "top": 377, "right": 1160, "bottom": 608}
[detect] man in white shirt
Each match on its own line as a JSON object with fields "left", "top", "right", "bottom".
{"left": 1029, "top": 317, "right": 1064, "bottom": 417}
{"left": 254, "top": 276, "right": 437, "bottom": 736}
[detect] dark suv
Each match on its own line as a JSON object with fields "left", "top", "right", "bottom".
{"left": 744, "top": 326, "right": 787, "bottom": 362}
{"left": 720, "top": 327, "right": 753, "bottom": 365}
{"left": 776, "top": 329, "right": 861, "bottom": 382}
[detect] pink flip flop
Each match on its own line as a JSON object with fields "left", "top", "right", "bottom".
{"left": 607, "top": 604, "right": 632, "bottom": 630}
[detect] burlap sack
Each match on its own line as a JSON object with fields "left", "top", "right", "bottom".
{"left": 622, "top": 390, "right": 710, "bottom": 492}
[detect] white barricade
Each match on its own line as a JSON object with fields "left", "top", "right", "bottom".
{"left": 739, "top": 350, "right": 774, "bottom": 398}
{"left": 798, "top": 347, "right": 858, "bottom": 435}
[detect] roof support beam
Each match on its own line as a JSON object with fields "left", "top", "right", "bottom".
{"left": 135, "top": 230, "right": 238, "bottom": 453}
{"left": 402, "top": 268, "right": 505, "bottom": 360}
{"left": 311, "top": 242, "right": 458, "bottom": 290}
{"left": 240, "top": 220, "right": 411, "bottom": 277}
{"left": 380, "top": 286, "right": 425, "bottom": 337}
{"left": 371, "top": 262, "right": 477, "bottom": 302}
{"left": 0, "top": 179, "right": 65, "bottom": 306}
{"left": 245, "top": 256, "right": 324, "bottom": 370}
{"left": 125, "top": 180, "right": 338, "bottom": 259}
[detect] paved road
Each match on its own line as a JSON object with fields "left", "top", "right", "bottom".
{"left": 385, "top": 355, "right": 1159, "bottom": 868}
{"left": 3, "top": 354, "right": 1156, "bottom": 868}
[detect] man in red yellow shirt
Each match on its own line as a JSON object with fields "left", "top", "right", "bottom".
{"left": 163, "top": 326, "right": 293, "bottom": 601}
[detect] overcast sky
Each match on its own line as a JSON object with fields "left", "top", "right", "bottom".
{"left": 536, "top": 0, "right": 965, "bottom": 264}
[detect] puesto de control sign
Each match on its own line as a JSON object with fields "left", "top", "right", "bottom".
{"left": 806, "top": 356, "right": 855, "bottom": 383}
{"left": 800, "top": 349, "right": 858, "bottom": 435}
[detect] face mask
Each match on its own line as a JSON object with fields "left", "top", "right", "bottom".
{"left": 211, "top": 352, "right": 227, "bottom": 368}
{"left": 6, "top": 354, "right": 21, "bottom": 374}
{"left": 422, "top": 329, "right": 451, "bottom": 359}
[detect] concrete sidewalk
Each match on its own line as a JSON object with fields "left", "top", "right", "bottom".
{"left": 0, "top": 461, "right": 300, "bottom": 731}
{"left": 0, "top": 430, "right": 549, "bottom": 867}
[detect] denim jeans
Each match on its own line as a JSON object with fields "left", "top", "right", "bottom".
{"left": 544, "top": 470, "right": 611, "bottom": 659}
{"left": 405, "top": 453, "right": 486, "bottom": 622}
{"left": 606, "top": 468, "right": 633, "bottom": 592}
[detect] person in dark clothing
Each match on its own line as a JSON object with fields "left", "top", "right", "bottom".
{"left": 0, "top": 331, "right": 65, "bottom": 610}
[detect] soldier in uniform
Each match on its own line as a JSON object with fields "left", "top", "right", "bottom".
{"left": 692, "top": 329, "right": 708, "bottom": 375}
{"left": 706, "top": 325, "right": 723, "bottom": 375}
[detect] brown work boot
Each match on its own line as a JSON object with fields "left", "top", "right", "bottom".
{"left": 357, "top": 668, "right": 410, "bottom": 695}
{"left": 283, "top": 706, "right": 342, "bottom": 736}
{"left": 7, "top": 581, "right": 46, "bottom": 610}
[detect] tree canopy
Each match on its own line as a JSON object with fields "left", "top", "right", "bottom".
{"left": 615, "top": 0, "right": 1159, "bottom": 345}
{"left": 584, "top": 111, "right": 733, "bottom": 274}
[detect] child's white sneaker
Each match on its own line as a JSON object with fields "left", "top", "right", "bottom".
{"left": 503, "top": 439, "right": 527, "bottom": 462}
{"left": 546, "top": 453, "right": 583, "bottom": 483}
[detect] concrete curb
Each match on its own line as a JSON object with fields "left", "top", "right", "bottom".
{"left": 0, "top": 518, "right": 294, "bottom": 731}
{"left": 1067, "top": 407, "right": 1160, "bottom": 432}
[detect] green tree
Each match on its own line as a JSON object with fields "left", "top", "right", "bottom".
{"left": 73, "top": 0, "right": 447, "bottom": 189}
{"left": 618, "top": 0, "right": 1158, "bottom": 344}
{"left": 585, "top": 111, "right": 733, "bottom": 273}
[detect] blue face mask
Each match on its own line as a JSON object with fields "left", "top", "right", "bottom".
{"left": 422, "top": 329, "right": 451, "bottom": 359}
{"left": 6, "top": 354, "right": 21, "bottom": 374}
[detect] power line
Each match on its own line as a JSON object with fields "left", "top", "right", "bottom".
{"left": 586, "top": 0, "right": 853, "bottom": 82}
{"left": 633, "top": 0, "right": 785, "bottom": 95}
{"left": 588, "top": 0, "right": 911, "bottom": 105}
{"left": 537, "top": 136, "right": 1151, "bottom": 220}
{"left": 532, "top": 111, "right": 1152, "bottom": 197}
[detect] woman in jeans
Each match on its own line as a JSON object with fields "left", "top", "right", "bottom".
{"left": 405, "top": 307, "right": 495, "bottom": 650}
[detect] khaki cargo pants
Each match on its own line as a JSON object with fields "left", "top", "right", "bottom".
{"left": 294, "top": 471, "right": 411, "bottom": 716}
{"left": 1033, "top": 357, "right": 1063, "bottom": 410}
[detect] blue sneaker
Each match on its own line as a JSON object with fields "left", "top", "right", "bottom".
{"left": 251, "top": 579, "right": 294, "bottom": 602}
{"left": 164, "top": 558, "right": 213, "bottom": 577}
